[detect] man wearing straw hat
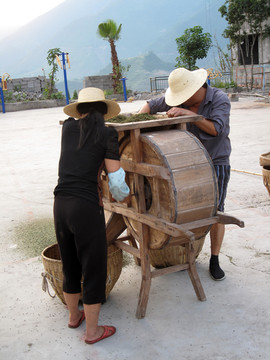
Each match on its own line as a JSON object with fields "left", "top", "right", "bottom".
{"left": 139, "top": 67, "right": 231, "bottom": 281}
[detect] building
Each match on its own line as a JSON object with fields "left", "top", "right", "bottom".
{"left": 232, "top": 18, "right": 270, "bottom": 90}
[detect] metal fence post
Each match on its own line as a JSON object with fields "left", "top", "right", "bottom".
{"left": 0, "top": 77, "right": 6, "bottom": 114}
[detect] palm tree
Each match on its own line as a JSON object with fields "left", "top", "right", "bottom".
{"left": 97, "top": 19, "right": 122, "bottom": 93}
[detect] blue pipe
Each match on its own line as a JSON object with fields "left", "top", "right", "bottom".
{"left": 62, "top": 52, "right": 69, "bottom": 105}
{"left": 121, "top": 78, "right": 127, "bottom": 102}
{"left": 0, "top": 77, "right": 5, "bottom": 113}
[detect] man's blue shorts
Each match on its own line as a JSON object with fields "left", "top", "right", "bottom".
{"left": 214, "top": 165, "right": 230, "bottom": 212}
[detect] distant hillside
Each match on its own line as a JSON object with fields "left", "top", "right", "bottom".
{"left": 99, "top": 52, "right": 174, "bottom": 91}
{"left": 57, "top": 52, "right": 174, "bottom": 93}
{"left": 0, "top": 0, "right": 228, "bottom": 82}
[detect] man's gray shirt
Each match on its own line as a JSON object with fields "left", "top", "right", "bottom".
{"left": 148, "top": 85, "right": 231, "bottom": 166}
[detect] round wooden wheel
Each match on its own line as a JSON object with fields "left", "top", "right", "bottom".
{"left": 119, "top": 129, "right": 218, "bottom": 251}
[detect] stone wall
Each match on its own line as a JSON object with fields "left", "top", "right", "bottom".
{"left": 0, "top": 99, "right": 66, "bottom": 113}
{"left": 6, "top": 76, "right": 47, "bottom": 94}
{"left": 83, "top": 74, "right": 113, "bottom": 91}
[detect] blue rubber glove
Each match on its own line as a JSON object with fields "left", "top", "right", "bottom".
{"left": 108, "top": 167, "right": 130, "bottom": 201}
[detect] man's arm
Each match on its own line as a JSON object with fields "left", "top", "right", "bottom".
{"left": 138, "top": 97, "right": 171, "bottom": 115}
{"left": 166, "top": 107, "right": 218, "bottom": 136}
{"left": 139, "top": 102, "right": 151, "bottom": 114}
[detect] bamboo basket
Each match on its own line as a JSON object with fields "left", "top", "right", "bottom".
{"left": 262, "top": 167, "right": 270, "bottom": 196}
{"left": 259, "top": 152, "right": 270, "bottom": 167}
{"left": 148, "top": 236, "right": 206, "bottom": 268}
{"left": 259, "top": 152, "right": 270, "bottom": 196}
{"left": 41, "top": 243, "right": 122, "bottom": 304}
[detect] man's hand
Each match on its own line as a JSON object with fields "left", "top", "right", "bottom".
{"left": 166, "top": 107, "right": 196, "bottom": 118}
{"left": 167, "top": 107, "right": 217, "bottom": 136}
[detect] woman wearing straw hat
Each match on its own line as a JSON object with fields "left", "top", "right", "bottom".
{"left": 53, "top": 87, "right": 129, "bottom": 344}
{"left": 139, "top": 67, "right": 231, "bottom": 282}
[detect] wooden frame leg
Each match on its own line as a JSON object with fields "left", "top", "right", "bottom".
{"left": 186, "top": 242, "right": 206, "bottom": 301}
{"left": 128, "top": 232, "right": 141, "bottom": 266}
{"left": 136, "top": 225, "right": 152, "bottom": 319}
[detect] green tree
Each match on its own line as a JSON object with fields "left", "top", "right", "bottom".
{"left": 219, "top": 0, "right": 270, "bottom": 90}
{"left": 44, "top": 48, "right": 62, "bottom": 99}
{"left": 72, "top": 90, "right": 78, "bottom": 100}
{"left": 97, "top": 19, "right": 122, "bottom": 93}
{"left": 175, "top": 26, "right": 212, "bottom": 70}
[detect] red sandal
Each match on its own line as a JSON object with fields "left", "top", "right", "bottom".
{"left": 85, "top": 325, "right": 116, "bottom": 344}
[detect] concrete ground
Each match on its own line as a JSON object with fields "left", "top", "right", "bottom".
{"left": 0, "top": 97, "right": 270, "bottom": 360}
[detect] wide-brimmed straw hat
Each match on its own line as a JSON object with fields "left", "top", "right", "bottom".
{"left": 63, "top": 87, "right": 121, "bottom": 120}
{"left": 165, "top": 68, "right": 208, "bottom": 106}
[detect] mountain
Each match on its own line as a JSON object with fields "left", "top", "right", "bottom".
{"left": 0, "top": 0, "right": 228, "bottom": 91}
{"left": 99, "top": 51, "right": 174, "bottom": 92}
{"left": 57, "top": 52, "right": 174, "bottom": 93}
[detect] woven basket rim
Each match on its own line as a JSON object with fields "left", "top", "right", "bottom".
{"left": 260, "top": 152, "right": 270, "bottom": 166}
{"left": 41, "top": 243, "right": 121, "bottom": 261}
{"left": 41, "top": 244, "right": 60, "bottom": 262}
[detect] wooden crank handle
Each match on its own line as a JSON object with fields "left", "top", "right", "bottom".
{"left": 216, "top": 212, "right": 245, "bottom": 228}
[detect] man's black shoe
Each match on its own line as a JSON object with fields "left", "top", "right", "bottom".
{"left": 209, "top": 262, "right": 226, "bottom": 281}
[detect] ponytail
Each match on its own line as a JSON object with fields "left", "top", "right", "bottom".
{"left": 77, "top": 102, "right": 107, "bottom": 149}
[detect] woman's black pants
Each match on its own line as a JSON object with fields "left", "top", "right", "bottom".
{"left": 53, "top": 195, "right": 107, "bottom": 305}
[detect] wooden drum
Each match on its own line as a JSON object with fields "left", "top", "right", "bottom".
{"left": 119, "top": 129, "right": 218, "bottom": 267}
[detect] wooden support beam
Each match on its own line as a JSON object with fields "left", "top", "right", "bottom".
{"left": 104, "top": 200, "right": 195, "bottom": 241}
{"left": 120, "top": 159, "right": 171, "bottom": 180}
{"left": 151, "top": 263, "right": 189, "bottom": 278}
{"left": 115, "top": 240, "right": 141, "bottom": 259}
{"left": 106, "top": 213, "right": 127, "bottom": 245}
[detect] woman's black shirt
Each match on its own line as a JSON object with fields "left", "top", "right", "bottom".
{"left": 54, "top": 117, "right": 120, "bottom": 205}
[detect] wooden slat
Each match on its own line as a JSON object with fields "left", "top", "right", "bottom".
{"left": 130, "top": 129, "right": 146, "bottom": 214}
{"left": 166, "top": 150, "right": 209, "bottom": 170}
{"left": 106, "top": 115, "right": 203, "bottom": 131}
{"left": 143, "top": 130, "right": 198, "bottom": 155}
{"left": 106, "top": 213, "right": 127, "bottom": 245}
{"left": 176, "top": 183, "right": 216, "bottom": 211}
{"left": 151, "top": 263, "right": 189, "bottom": 278}
{"left": 103, "top": 199, "right": 195, "bottom": 241}
{"left": 115, "top": 240, "right": 141, "bottom": 258}
{"left": 120, "top": 159, "right": 171, "bottom": 180}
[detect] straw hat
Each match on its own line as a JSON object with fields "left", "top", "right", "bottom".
{"left": 165, "top": 68, "right": 208, "bottom": 106}
{"left": 63, "top": 87, "right": 121, "bottom": 120}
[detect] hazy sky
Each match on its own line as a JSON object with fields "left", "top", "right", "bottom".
{"left": 0, "top": 0, "right": 65, "bottom": 38}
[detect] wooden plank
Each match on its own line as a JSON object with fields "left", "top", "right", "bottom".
{"left": 127, "top": 232, "right": 141, "bottom": 266}
{"left": 151, "top": 263, "right": 189, "bottom": 278}
{"left": 120, "top": 159, "right": 171, "bottom": 180}
{"left": 175, "top": 205, "right": 216, "bottom": 225}
{"left": 103, "top": 200, "right": 195, "bottom": 241}
{"left": 106, "top": 115, "right": 203, "bottom": 131}
{"left": 115, "top": 240, "right": 141, "bottom": 259}
{"left": 143, "top": 130, "right": 199, "bottom": 155}
{"left": 130, "top": 129, "right": 146, "bottom": 214}
{"left": 172, "top": 164, "right": 214, "bottom": 187}
{"left": 176, "top": 183, "right": 216, "bottom": 211}
{"left": 106, "top": 213, "right": 127, "bottom": 245}
{"left": 151, "top": 177, "right": 161, "bottom": 217}
{"left": 166, "top": 150, "right": 209, "bottom": 170}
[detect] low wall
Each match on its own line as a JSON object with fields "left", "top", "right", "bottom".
{"left": 0, "top": 99, "right": 66, "bottom": 113}
{"left": 83, "top": 75, "right": 113, "bottom": 91}
{"left": 5, "top": 76, "right": 48, "bottom": 94}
